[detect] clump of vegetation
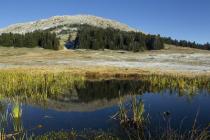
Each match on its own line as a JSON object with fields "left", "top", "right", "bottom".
{"left": 0, "top": 31, "right": 61, "bottom": 50}
{"left": 132, "top": 97, "right": 145, "bottom": 126}
{"left": 77, "top": 74, "right": 210, "bottom": 103}
{"left": 34, "top": 130, "right": 78, "bottom": 140}
{"left": 139, "top": 74, "right": 210, "bottom": 96}
{"left": 113, "top": 96, "right": 148, "bottom": 140}
{"left": 34, "top": 130, "right": 119, "bottom": 140}
{"left": 12, "top": 103, "right": 22, "bottom": 119}
{"left": 115, "top": 96, "right": 146, "bottom": 128}
{"left": 74, "top": 25, "right": 164, "bottom": 52}
{"left": 115, "top": 96, "right": 210, "bottom": 140}
{"left": 0, "top": 71, "right": 85, "bottom": 100}
{"left": 0, "top": 101, "right": 40, "bottom": 140}
{"left": 156, "top": 125, "right": 210, "bottom": 140}
{"left": 0, "top": 70, "right": 209, "bottom": 103}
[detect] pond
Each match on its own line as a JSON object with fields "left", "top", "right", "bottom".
{"left": 0, "top": 79, "right": 210, "bottom": 139}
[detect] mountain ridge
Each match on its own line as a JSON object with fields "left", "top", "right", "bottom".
{"left": 0, "top": 15, "right": 138, "bottom": 34}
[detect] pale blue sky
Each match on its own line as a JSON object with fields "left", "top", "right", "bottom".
{"left": 0, "top": 0, "right": 209, "bottom": 43}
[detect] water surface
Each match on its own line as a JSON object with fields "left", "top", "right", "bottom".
{"left": 1, "top": 79, "right": 210, "bottom": 137}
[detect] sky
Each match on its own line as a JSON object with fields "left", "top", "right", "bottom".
{"left": 0, "top": 0, "right": 209, "bottom": 43}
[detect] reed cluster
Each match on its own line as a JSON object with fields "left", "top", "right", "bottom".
{"left": 0, "top": 71, "right": 85, "bottom": 100}
{"left": 139, "top": 74, "right": 210, "bottom": 95}
{"left": 115, "top": 95, "right": 147, "bottom": 130}
{"left": 116, "top": 96, "right": 210, "bottom": 140}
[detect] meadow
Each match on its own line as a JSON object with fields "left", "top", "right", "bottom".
{"left": 0, "top": 46, "right": 210, "bottom": 140}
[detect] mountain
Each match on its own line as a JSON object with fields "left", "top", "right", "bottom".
{"left": 0, "top": 15, "right": 137, "bottom": 34}
{"left": 0, "top": 15, "right": 208, "bottom": 51}
{"left": 0, "top": 15, "right": 166, "bottom": 51}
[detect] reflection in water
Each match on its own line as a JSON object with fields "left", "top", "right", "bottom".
{"left": 0, "top": 78, "right": 209, "bottom": 139}
{"left": 76, "top": 78, "right": 210, "bottom": 106}
{"left": 0, "top": 74, "right": 209, "bottom": 104}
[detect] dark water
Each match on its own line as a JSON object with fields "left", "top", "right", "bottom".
{"left": 1, "top": 79, "right": 210, "bottom": 136}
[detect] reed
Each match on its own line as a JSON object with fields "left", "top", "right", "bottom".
{"left": 131, "top": 97, "right": 145, "bottom": 126}
{"left": 116, "top": 95, "right": 147, "bottom": 130}
{"left": 0, "top": 71, "right": 85, "bottom": 100}
{"left": 118, "top": 95, "right": 128, "bottom": 125}
{"left": 116, "top": 95, "right": 210, "bottom": 140}
{"left": 139, "top": 74, "right": 210, "bottom": 96}
{"left": 0, "top": 111, "right": 8, "bottom": 140}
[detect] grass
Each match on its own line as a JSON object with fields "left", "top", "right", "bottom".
{"left": 0, "top": 101, "right": 41, "bottom": 140}
{"left": 131, "top": 97, "right": 145, "bottom": 126}
{"left": 0, "top": 68, "right": 209, "bottom": 101}
{"left": 116, "top": 95, "right": 146, "bottom": 128}
{"left": 138, "top": 74, "right": 210, "bottom": 96}
{"left": 12, "top": 103, "right": 22, "bottom": 119}
{"left": 0, "top": 70, "right": 85, "bottom": 100}
{"left": 34, "top": 130, "right": 120, "bottom": 140}
{"left": 0, "top": 65, "right": 209, "bottom": 139}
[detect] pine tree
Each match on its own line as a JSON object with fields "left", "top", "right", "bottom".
{"left": 0, "top": 31, "right": 60, "bottom": 50}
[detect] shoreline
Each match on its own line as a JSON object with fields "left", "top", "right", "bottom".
{"left": 1, "top": 66, "right": 210, "bottom": 79}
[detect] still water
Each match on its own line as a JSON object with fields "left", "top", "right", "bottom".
{"left": 1, "top": 79, "right": 210, "bottom": 137}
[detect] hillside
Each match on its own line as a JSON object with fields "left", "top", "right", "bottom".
{"left": 0, "top": 15, "right": 144, "bottom": 50}
{"left": 0, "top": 15, "right": 165, "bottom": 51}
{"left": 0, "top": 15, "right": 137, "bottom": 34}
{"left": 0, "top": 15, "right": 208, "bottom": 51}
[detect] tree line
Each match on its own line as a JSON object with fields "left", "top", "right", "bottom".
{"left": 73, "top": 25, "right": 209, "bottom": 51}
{"left": 0, "top": 25, "right": 209, "bottom": 51}
{"left": 162, "top": 37, "right": 210, "bottom": 50}
{"left": 0, "top": 31, "right": 61, "bottom": 50}
{"left": 74, "top": 25, "right": 164, "bottom": 52}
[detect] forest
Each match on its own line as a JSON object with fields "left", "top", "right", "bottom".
{"left": 0, "top": 25, "right": 209, "bottom": 51}
{"left": 162, "top": 37, "right": 210, "bottom": 50}
{"left": 72, "top": 25, "right": 210, "bottom": 51}
{"left": 0, "top": 31, "right": 61, "bottom": 50}
{"left": 74, "top": 25, "right": 164, "bottom": 52}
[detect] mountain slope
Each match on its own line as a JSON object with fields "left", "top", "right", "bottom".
{"left": 0, "top": 15, "right": 137, "bottom": 34}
